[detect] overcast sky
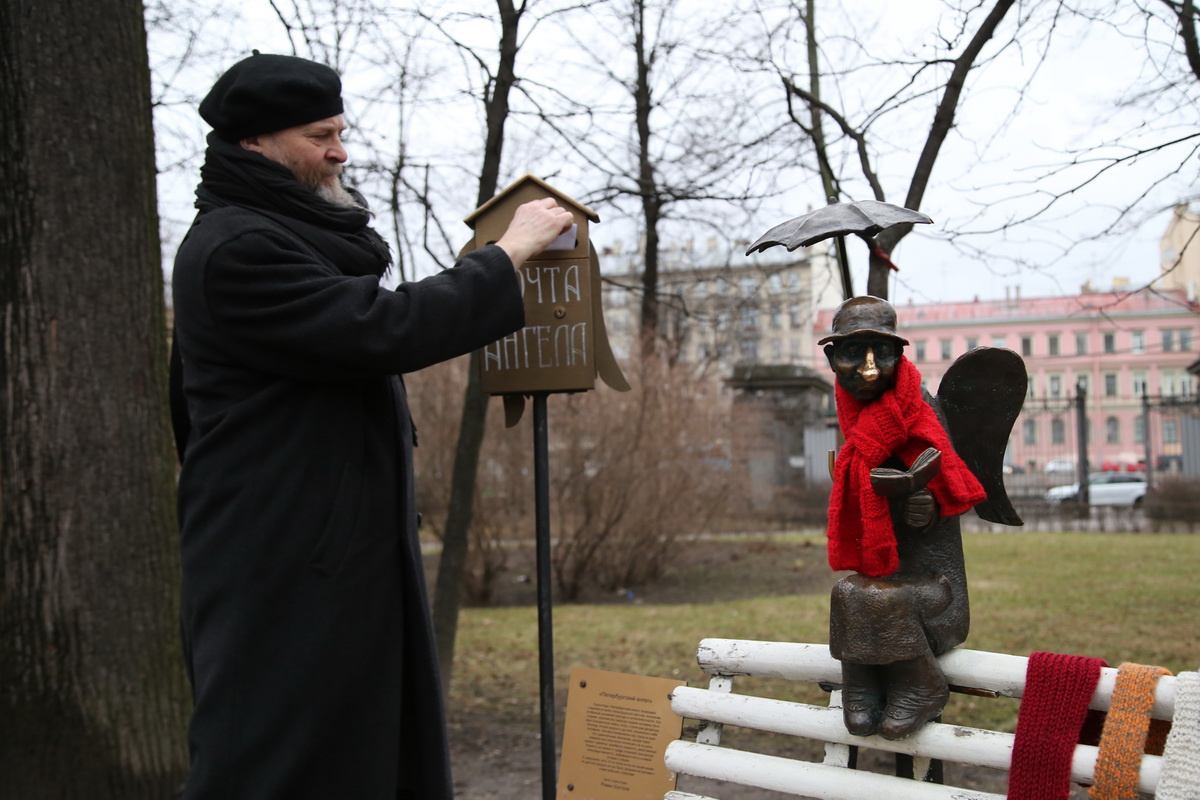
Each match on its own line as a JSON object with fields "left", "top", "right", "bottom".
{"left": 150, "top": 0, "right": 1199, "bottom": 305}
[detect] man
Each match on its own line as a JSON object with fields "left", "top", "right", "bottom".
{"left": 821, "top": 296, "right": 988, "bottom": 740}
{"left": 170, "top": 52, "right": 572, "bottom": 799}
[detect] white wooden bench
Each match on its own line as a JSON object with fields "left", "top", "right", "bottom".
{"left": 664, "top": 639, "right": 1180, "bottom": 800}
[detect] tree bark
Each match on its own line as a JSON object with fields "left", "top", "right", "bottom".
{"left": 0, "top": 0, "right": 191, "bottom": 795}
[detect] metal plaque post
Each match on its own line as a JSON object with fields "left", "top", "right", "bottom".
{"left": 533, "top": 392, "right": 556, "bottom": 800}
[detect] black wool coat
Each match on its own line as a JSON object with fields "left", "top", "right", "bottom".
{"left": 172, "top": 204, "right": 523, "bottom": 799}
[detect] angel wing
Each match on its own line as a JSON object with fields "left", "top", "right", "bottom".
{"left": 936, "top": 347, "right": 1027, "bottom": 526}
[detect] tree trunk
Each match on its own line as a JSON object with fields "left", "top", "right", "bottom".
{"left": 634, "top": 0, "right": 662, "bottom": 355}
{"left": 869, "top": 0, "right": 1017, "bottom": 297}
{"left": 0, "top": 0, "right": 191, "bottom": 795}
{"left": 432, "top": 0, "right": 522, "bottom": 692}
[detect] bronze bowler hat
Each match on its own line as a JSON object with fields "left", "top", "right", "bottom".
{"left": 818, "top": 295, "right": 910, "bottom": 346}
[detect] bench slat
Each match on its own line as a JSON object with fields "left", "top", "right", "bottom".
{"left": 665, "top": 740, "right": 1005, "bottom": 800}
{"left": 670, "top": 685, "right": 1163, "bottom": 793}
{"left": 695, "top": 639, "right": 1177, "bottom": 719}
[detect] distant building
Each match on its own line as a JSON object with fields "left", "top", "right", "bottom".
{"left": 815, "top": 285, "right": 1200, "bottom": 475}
{"left": 598, "top": 236, "right": 839, "bottom": 376}
{"left": 598, "top": 237, "right": 840, "bottom": 513}
{"left": 1158, "top": 203, "right": 1200, "bottom": 301}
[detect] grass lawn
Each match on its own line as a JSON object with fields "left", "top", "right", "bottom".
{"left": 448, "top": 531, "right": 1198, "bottom": 734}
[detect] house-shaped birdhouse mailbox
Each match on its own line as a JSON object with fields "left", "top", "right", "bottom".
{"left": 466, "top": 175, "right": 628, "bottom": 422}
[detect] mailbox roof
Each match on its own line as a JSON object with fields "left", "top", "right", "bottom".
{"left": 464, "top": 174, "right": 600, "bottom": 228}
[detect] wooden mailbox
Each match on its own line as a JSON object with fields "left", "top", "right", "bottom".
{"left": 466, "top": 175, "right": 628, "bottom": 423}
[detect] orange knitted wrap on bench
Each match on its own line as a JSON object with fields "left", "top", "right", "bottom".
{"left": 1089, "top": 662, "right": 1173, "bottom": 800}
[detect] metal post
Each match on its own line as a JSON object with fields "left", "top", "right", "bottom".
{"left": 1075, "top": 382, "right": 1089, "bottom": 509}
{"left": 533, "top": 392, "right": 557, "bottom": 800}
{"left": 1142, "top": 389, "right": 1154, "bottom": 488}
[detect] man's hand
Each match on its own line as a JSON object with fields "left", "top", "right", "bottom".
{"left": 494, "top": 198, "right": 575, "bottom": 270}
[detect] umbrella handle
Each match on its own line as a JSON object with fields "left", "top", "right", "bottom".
{"left": 835, "top": 235, "right": 853, "bottom": 299}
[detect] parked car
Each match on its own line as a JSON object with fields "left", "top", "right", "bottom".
{"left": 1045, "top": 473, "right": 1150, "bottom": 507}
{"left": 1043, "top": 458, "right": 1077, "bottom": 474}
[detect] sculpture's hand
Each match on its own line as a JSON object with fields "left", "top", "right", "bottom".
{"left": 902, "top": 489, "right": 936, "bottom": 528}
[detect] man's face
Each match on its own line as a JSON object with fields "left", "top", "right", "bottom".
{"left": 241, "top": 114, "right": 357, "bottom": 206}
{"left": 825, "top": 336, "right": 901, "bottom": 402}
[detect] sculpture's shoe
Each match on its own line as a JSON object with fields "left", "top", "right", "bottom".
{"left": 840, "top": 662, "right": 885, "bottom": 736}
{"left": 878, "top": 652, "right": 949, "bottom": 740}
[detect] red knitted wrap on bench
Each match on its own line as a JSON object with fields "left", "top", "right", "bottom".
{"left": 1009, "top": 651, "right": 1108, "bottom": 800}
{"left": 827, "top": 356, "right": 985, "bottom": 577}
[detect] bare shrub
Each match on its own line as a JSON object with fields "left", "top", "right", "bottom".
{"left": 1145, "top": 476, "right": 1200, "bottom": 531}
{"left": 547, "top": 356, "right": 746, "bottom": 601}
{"left": 410, "top": 354, "right": 749, "bottom": 604}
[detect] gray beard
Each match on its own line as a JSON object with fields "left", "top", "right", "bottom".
{"left": 314, "top": 179, "right": 363, "bottom": 209}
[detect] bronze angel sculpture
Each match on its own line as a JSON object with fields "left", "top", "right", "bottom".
{"left": 821, "top": 296, "right": 1026, "bottom": 740}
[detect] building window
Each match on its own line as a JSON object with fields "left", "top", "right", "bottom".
{"left": 695, "top": 281, "right": 707, "bottom": 299}
{"left": 1021, "top": 335, "right": 1033, "bottom": 357}
{"left": 1027, "top": 376, "right": 1036, "bottom": 399}
{"left": 790, "top": 339, "right": 801, "bottom": 360}
{"left": 1163, "top": 329, "right": 1176, "bottom": 352}
{"left": 1076, "top": 374, "right": 1089, "bottom": 394}
{"left": 739, "top": 276, "right": 755, "bottom": 296}
{"left": 1075, "top": 332, "right": 1087, "bottom": 355}
{"left": 1103, "top": 332, "right": 1115, "bottom": 354}
{"left": 1049, "top": 375, "right": 1062, "bottom": 398}
{"left": 740, "top": 307, "right": 757, "bottom": 330}
{"left": 1106, "top": 416, "right": 1120, "bottom": 445}
{"left": 1134, "top": 416, "right": 1145, "bottom": 445}
{"left": 715, "top": 278, "right": 728, "bottom": 297}
{"left": 940, "top": 339, "right": 952, "bottom": 360}
{"left": 1051, "top": 417, "right": 1065, "bottom": 445}
{"left": 1023, "top": 419, "right": 1037, "bottom": 445}
{"left": 1181, "top": 329, "right": 1192, "bottom": 351}
{"left": 1132, "top": 330, "right": 1144, "bottom": 354}
{"left": 789, "top": 304, "right": 802, "bottom": 327}
{"left": 1048, "top": 334, "right": 1060, "bottom": 356}
{"left": 1104, "top": 372, "right": 1118, "bottom": 397}
{"left": 1162, "top": 370, "right": 1178, "bottom": 397}
{"left": 739, "top": 339, "right": 758, "bottom": 360}
{"left": 965, "top": 336, "right": 978, "bottom": 351}
{"left": 771, "top": 339, "right": 782, "bottom": 360}
{"left": 1132, "top": 371, "right": 1148, "bottom": 397}
{"left": 769, "top": 305, "right": 781, "bottom": 329}
{"left": 992, "top": 335, "right": 1006, "bottom": 348}
{"left": 1164, "top": 419, "right": 1179, "bottom": 444}
{"left": 768, "top": 274, "right": 782, "bottom": 294}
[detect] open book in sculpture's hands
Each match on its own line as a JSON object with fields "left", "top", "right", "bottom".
{"left": 869, "top": 447, "right": 942, "bottom": 498}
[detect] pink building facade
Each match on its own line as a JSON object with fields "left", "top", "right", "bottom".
{"left": 816, "top": 288, "right": 1200, "bottom": 475}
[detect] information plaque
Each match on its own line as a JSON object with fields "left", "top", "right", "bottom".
{"left": 556, "top": 668, "right": 686, "bottom": 799}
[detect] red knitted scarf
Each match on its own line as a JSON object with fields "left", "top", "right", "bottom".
{"left": 827, "top": 356, "right": 985, "bottom": 576}
{"left": 1009, "top": 651, "right": 1108, "bottom": 800}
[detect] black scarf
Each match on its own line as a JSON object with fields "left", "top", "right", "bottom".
{"left": 195, "top": 133, "right": 391, "bottom": 278}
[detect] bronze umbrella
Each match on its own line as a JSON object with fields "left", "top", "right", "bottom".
{"left": 746, "top": 199, "right": 933, "bottom": 299}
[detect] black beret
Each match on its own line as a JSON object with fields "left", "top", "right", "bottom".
{"left": 200, "top": 51, "right": 343, "bottom": 142}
